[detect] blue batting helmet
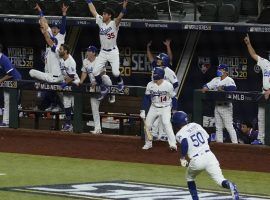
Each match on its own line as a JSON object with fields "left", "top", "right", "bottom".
{"left": 217, "top": 64, "right": 228, "bottom": 71}
{"left": 156, "top": 53, "right": 170, "bottom": 67}
{"left": 172, "top": 111, "right": 188, "bottom": 127}
{"left": 153, "top": 67, "right": 165, "bottom": 80}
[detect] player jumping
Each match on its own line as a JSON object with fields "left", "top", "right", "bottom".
{"left": 172, "top": 111, "right": 239, "bottom": 200}
{"left": 85, "top": 0, "right": 128, "bottom": 100}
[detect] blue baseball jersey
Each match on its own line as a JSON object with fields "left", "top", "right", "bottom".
{"left": 0, "top": 53, "right": 21, "bottom": 80}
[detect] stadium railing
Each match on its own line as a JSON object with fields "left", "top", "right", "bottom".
{"left": 0, "top": 80, "right": 145, "bottom": 134}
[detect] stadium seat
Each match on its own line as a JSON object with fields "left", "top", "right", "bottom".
{"left": 257, "top": 7, "right": 270, "bottom": 23}
{"left": 139, "top": 1, "right": 158, "bottom": 19}
{"left": 0, "top": 0, "right": 13, "bottom": 14}
{"left": 218, "top": 0, "right": 240, "bottom": 22}
{"left": 199, "top": 0, "right": 221, "bottom": 22}
{"left": 240, "top": 0, "right": 258, "bottom": 16}
{"left": 218, "top": 4, "right": 237, "bottom": 22}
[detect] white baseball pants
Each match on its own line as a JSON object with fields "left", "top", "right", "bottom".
{"left": 92, "top": 47, "right": 120, "bottom": 77}
{"left": 258, "top": 105, "right": 265, "bottom": 143}
{"left": 214, "top": 104, "right": 238, "bottom": 143}
{"left": 186, "top": 151, "right": 226, "bottom": 186}
{"left": 29, "top": 69, "right": 63, "bottom": 83}
{"left": 145, "top": 105, "right": 176, "bottom": 147}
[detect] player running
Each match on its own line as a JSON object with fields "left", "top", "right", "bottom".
{"left": 85, "top": 0, "right": 128, "bottom": 100}
{"left": 172, "top": 111, "right": 239, "bottom": 200}
{"left": 80, "top": 45, "right": 115, "bottom": 134}
{"left": 140, "top": 67, "right": 178, "bottom": 150}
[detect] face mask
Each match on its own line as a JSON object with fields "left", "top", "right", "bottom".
{"left": 216, "top": 70, "right": 223, "bottom": 77}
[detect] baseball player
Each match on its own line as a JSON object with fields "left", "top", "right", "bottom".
{"left": 147, "top": 39, "right": 179, "bottom": 141}
{"left": 140, "top": 67, "right": 178, "bottom": 150}
{"left": 244, "top": 34, "right": 266, "bottom": 145}
{"left": 85, "top": 0, "right": 128, "bottom": 100}
{"left": 0, "top": 43, "right": 22, "bottom": 127}
{"left": 80, "top": 45, "right": 115, "bottom": 134}
{"left": 172, "top": 111, "right": 239, "bottom": 200}
{"left": 202, "top": 64, "right": 238, "bottom": 143}
{"left": 30, "top": 3, "right": 68, "bottom": 83}
{"left": 42, "top": 29, "right": 80, "bottom": 132}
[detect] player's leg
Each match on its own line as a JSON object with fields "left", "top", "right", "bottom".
{"left": 186, "top": 165, "right": 202, "bottom": 200}
{"left": 160, "top": 106, "right": 177, "bottom": 150}
{"left": 107, "top": 49, "right": 124, "bottom": 91}
{"left": 93, "top": 52, "right": 109, "bottom": 100}
{"left": 257, "top": 106, "right": 265, "bottom": 144}
{"left": 90, "top": 97, "right": 102, "bottom": 134}
{"left": 222, "top": 105, "right": 238, "bottom": 143}
{"left": 61, "top": 94, "right": 73, "bottom": 132}
{"left": 143, "top": 106, "right": 158, "bottom": 149}
{"left": 102, "top": 74, "right": 115, "bottom": 103}
{"left": 214, "top": 106, "right": 224, "bottom": 143}
{"left": 29, "top": 70, "right": 55, "bottom": 82}
{"left": 0, "top": 89, "right": 9, "bottom": 127}
{"left": 205, "top": 152, "right": 239, "bottom": 200}
{"left": 151, "top": 117, "right": 160, "bottom": 139}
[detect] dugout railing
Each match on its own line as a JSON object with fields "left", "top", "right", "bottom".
{"left": 193, "top": 89, "right": 270, "bottom": 145}
{"left": 0, "top": 80, "right": 145, "bottom": 133}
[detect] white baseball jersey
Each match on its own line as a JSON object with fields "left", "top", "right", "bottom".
{"left": 176, "top": 122, "right": 210, "bottom": 158}
{"left": 44, "top": 27, "right": 65, "bottom": 76}
{"left": 257, "top": 56, "right": 270, "bottom": 91}
{"left": 82, "top": 58, "right": 96, "bottom": 83}
{"left": 145, "top": 80, "right": 175, "bottom": 107}
{"left": 206, "top": 76, "right": 236, "bottom": 91}
{"left": 59, "top": 55, "right": 80, "bottom": 84}
{"left": 96, "top": 14, "right": 118, "bottom": 49}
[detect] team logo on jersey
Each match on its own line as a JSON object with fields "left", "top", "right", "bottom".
{"left": 198, "top": 57, "right": 211, "bottom": 74}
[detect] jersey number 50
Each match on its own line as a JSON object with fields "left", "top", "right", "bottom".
{"left": 190, "top": 132, "right": 205, "bottom": 147}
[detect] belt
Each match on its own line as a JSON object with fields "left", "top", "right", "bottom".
{"left": 193, "top": 150, "right": 210, "bottom": 158}
{"left": 217, "top": 102, "right": 229, "bottom": 106}
{"left": 153, "top": 105, "right": 169, "bottom": 108}
{"left": 53, "top": 75, "right": 59, "bottom": 78}
{"left": 102, "top": 47, "right": 116, "bottom": 52}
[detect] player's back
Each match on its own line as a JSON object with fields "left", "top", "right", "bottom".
{"left": 176, "top": 122, "right": 210, "bottom": 158}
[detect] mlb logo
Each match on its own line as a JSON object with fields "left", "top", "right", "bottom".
{"left": 198, "top": 57, "right": 211, "bottom": 74}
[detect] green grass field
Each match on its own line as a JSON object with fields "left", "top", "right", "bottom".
{"left": 0, "top": 152, "right": 269, "bottom": 200}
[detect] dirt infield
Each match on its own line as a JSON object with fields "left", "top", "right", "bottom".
{"left": 0, "top": 128, "right": 269, "bottom": 172}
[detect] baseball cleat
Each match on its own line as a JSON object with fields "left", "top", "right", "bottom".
{"left": 108, "top": 95, "right": 116, "bottom": 103}
{"left": 61, "top": 123, "right": 73, "bottom": 132}
{"left": 251, "top": 139, "right": 263, "bottom": 145}
{"left": 229, "top": 182, "right": 239, "bottom": 200}
{"left": 90, "top": 129, "right": 102, "bottom": 134}
{"left": 169, "top": 145, "right": 177, "bottom": 151}
{"left": 142, "top": 141, "right": 152, "bottom": 150}
{"left": 117, "top": 81, "right": 124, "bottom": 91}
{"left": 97, "top": 85, "right": 109, "bottom": 101}
{"left": 0, "top": 122, "right": 8, "bottom": 128}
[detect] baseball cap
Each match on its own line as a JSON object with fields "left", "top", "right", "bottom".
{"left": 87, "top": 45, "right": 98, "bottom": 53}
{"left": 217, "top": 64, "right": 228, "bottom": 71}
{"left": 51, "top": 22, "right": 60, "bottom": 29}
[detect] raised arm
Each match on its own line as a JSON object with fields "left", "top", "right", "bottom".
{"left": 146, "top": 41, "right": 154, "bottom": 63}
{"left": 60, "top": 3, "right": 69, "bottom": 35}
{"left": 34, "top": 3, "right": 48, "bottom": 30}
{"left": 244, "top": 34, "right": 258, "bottom": 62}
{"left": 86, "top": 0, "right": 98, "bottom": 17}
{"left": 115, "top": 0, "right": 128, "bottom": 27}
{"left": 163, "top": 39, "right": 173, "bottom": 63}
